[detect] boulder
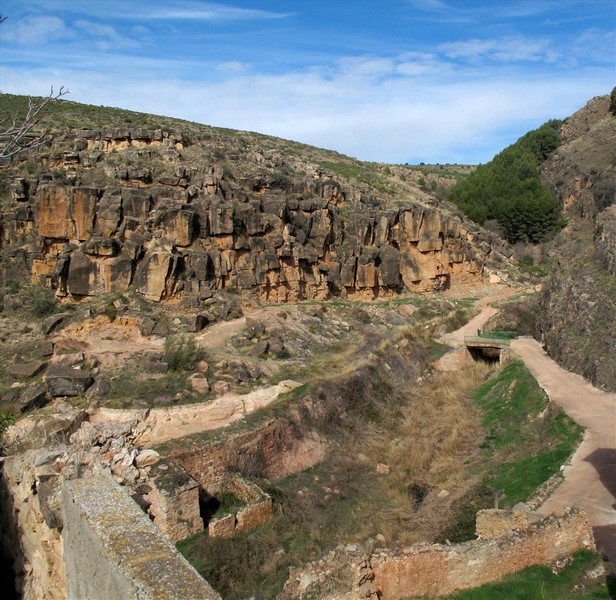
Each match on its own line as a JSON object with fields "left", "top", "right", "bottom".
{"left": 182, "top": 314, "right": 209, "bottom": 332}
{"left": 188, "top": 373, "right": 210, "bottom": 394}
{"left": 212, "top": 381, "right": 231, "bottom": 396}
{"left": 43, "top": 313, "right": 70, "bottom": 335}
{"left": 267, "top": 337, "right": 284, "bottom": 355}
{"left": 135, "top": 449, "right": 160, "bottom": 468}
{"left": 85, "top": 376, "right": 111, "bottom": 399}
{"left": 44, "top": 365, "right": 93, "bottom": 397}
{"left": 250, "top": 340, "right": 269, "bottom": 357}
{"left": 245, "top": 317, "right": 265, "bottom": 338}
{"left": 52, "top": 352, "right": 84, "bottom": 368}
{"left": 139, "top": 316, "right": 157, "bottom": 336}
{"left": 19, "top": 385, "right": 49, "bottom": 412}
{"left": 9, "top": 361, "right": 48, "bottom": 379}
{"left": 376, "top": 463, "right": 391, "bottom": 475}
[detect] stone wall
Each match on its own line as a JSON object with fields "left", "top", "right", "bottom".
{"left": 62, "top": 476, "right": 220, "bottom": 600}
{"left": 0, "top": 451, "right": 66, "bottom": 600}
{"left": 144, "top": 460, "right": 204, "bottom": 543}
{"left": 208, "top": 475, "right": 273, "bottom": 539}
{"left": 280, "top": 507, "right": 595, "bottom": 600}
{"left": 173, "top": 415, "right": 327, "bottom": 487}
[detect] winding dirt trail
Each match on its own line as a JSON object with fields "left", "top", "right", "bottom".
{"left": 442, "top": 288, "right": 615, "bottom": 562}
{"left": 439, "top": 284, "right": 525, "bottom": 346}
{"left": 511, "top": 337, "right": 616, "bottom": 563}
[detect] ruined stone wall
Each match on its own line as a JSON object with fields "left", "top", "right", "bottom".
{"left": 62, "top": 477, "right": 220, "bottom": 600}
{"left": 280, "top": 507, "right": 595, "bottom": 600}
{"left": 173, "top": 415, "right": 326, "bottom": 492}
{"left": 0, "top": 451, "right": 66, "bottom": 600}
{"left": 208, "top": 475, "right": 273, "bottom": 539}
{"left": 144, "top": 460, "right": 204, "bottom": 543}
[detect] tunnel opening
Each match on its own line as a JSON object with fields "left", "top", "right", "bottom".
{"left": 468, "top": 346, "right": 501, "bottom": 364}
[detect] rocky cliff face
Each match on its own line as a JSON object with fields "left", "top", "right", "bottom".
{"left": 537, "top": 93, "right": 616, "bottom": 391}
{"left": 0, "top": 105, "right": 509, "bottom": 304}
{"left": 541, "top": 95, "right": 615, "bottom": 220}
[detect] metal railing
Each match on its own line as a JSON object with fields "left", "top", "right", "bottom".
{"left": 477, "top": 330, "right": 518, "bottom": 340}
{"left": 464, "top": 335, "right": 512, "bottom": 347}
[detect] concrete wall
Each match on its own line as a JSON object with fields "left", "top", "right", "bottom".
{"left": 62, "top": 477, "right": 220, "bottom": 600}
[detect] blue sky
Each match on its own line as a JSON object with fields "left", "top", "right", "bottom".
{"left": 0, "top": 0, "right": 614, "bottom": 164}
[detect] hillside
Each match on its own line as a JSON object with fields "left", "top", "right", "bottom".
{"left": 536, "top": 94, "right": 616, "bottom": 391}
{"left": 0, "top": 94, "right": 512, "bottom": 311}
{"left": 0, "top": 93, "right": 613, "bottom": 600}
{"left": 443, "top": 90, "right": 615, "bottom": 392}
{"left": 448, "top": 120, "right": 564, "bottom": 244}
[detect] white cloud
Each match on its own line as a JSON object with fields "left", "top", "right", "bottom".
{"left": 214, "top": 61, "right": 250, "bottom": 74}
{"left": 1, "top": 15, "right": 74, "bottom": 45}
{"left": 74, "top": 20, "right": 140, "bottom": 51}
{"left": 3, "top": 50, "right": 610, "bottom": 165}
{"left": 439, "top": 36, "right": 558, "bottom": 63}
{"left": 133, "top": 1, "right": 291, "bottom": 22}
{"left": 572, "top": 28, "right": 616, "bottom": 64}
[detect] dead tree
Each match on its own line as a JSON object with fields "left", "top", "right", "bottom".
{"left": 0, "top": 85, "right": 70, "bottom": 159}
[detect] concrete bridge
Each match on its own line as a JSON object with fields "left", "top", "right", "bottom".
{"left": 464, "top": 334, "right": 512, "bottom": 348}
{"left": 460, "top": 333, "right": 514, "bottom": 363}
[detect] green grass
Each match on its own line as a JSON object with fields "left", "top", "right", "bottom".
{"left": 441, "top": 550, "right": 611, "bottom": 600}
{"left": 478, "top": 361, "right": 584, "bottom": 506}
{"left": 213, "top": 493, "right": 245, "bottom": 517}
{"left": 107, "top": 364, "right": 193, "bottom": 408}
{"left": 178, "top": 458, "right": 384, "bottom": 600}
{"left": 442, "top": 360, "right": 583, "bottom": 541}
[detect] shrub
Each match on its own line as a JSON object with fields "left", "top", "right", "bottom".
{"left": 164, "top": 334, "right": 205, "bottom": 371}
{"left": 610, "top": 86, "right": 616, "bottom": 116}
{"left": 0, "top": 412, "right": 16, "bottom": 444}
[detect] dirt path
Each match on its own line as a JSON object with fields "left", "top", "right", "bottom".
{"left": 132, "top": 380, "right": 303, "bottom": 445}
{"left": 511, "top": 337, "right": 616, "bottom": 563}
{"left": 441, "top": 290, "right": 616, "bottom": 562}
{"left": 439, "top": 284, "right": 527, "bottom": 346}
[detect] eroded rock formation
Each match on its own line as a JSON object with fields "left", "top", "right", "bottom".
{"left": 1, "top": 126, "right": 509, "bottom": 303}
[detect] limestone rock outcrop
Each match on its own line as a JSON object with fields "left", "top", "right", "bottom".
{"left": 0, "top": 123, "right": 510, "bottom": 304}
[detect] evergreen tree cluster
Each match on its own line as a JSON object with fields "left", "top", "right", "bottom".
{"left": 448, "top": 120, "right": 565, "bottom": 244}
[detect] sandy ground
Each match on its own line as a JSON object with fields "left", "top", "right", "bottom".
{"left": 133, "top": 380, "right": 303, "bottom": 445}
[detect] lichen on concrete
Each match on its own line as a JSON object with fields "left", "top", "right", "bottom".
{"left": 62, "top": 476, "right": 220, "bottom": 600}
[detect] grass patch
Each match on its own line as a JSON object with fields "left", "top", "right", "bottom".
{"left": 443, "top": 360, "right": 583, "bottom": 541}
{"left": 441, "top": 550, "right": 610, "bottom": 600}
{"left": 106, "top": 357, "right": 193, "bottom": 407}
{"left": 179, "top": 458, "right": 388, "bottom": 600}
{"left": 213, "top": 493, "right": 245, "bottom": 517}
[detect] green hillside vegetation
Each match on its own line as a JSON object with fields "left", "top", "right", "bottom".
{"left": 448, "top": 120, "right": 565, "bottom": 243}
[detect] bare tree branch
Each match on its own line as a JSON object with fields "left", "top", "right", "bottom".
{"left": 0, "top": 86, "right": 70, "bottom": 159}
